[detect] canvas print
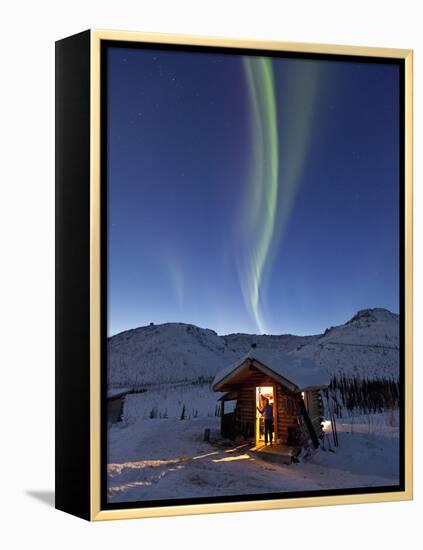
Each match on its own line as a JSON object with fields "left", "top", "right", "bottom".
{"left": 104, "top": 44, "right": 402, "bottom": 507}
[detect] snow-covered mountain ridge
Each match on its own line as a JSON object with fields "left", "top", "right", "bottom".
{"left": 107, "top": 308, "right": 399, "bottom": 388}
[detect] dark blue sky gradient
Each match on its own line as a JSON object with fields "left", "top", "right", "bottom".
{"left": 107, "top": 46, "right": 399, "bottom": 336}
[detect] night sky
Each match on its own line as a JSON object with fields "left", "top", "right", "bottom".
{"left": 107, "top": 46, "right": 400, "bottom": 337}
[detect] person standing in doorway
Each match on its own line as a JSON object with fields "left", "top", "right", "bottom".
{"left": 257, "top": 398, "right": 274, "bottom": 444}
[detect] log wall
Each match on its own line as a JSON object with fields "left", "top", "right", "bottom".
{"left": 275, "top": 385, "right": 303, "bottom": 443}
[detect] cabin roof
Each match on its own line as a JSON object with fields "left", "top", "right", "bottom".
{"left": 212, "top": 348, "right": 330, "bottom": 392}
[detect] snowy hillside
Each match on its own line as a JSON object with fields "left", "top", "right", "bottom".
{"left": 107, "top": 323, "right": 314, "bottom": 388}
{"left": 293, "top": 309, "right": 399, "bottom": 379}
{"left": 108, "top": 308, "right": 399, "bottom": 389}
{"left": 223, "top": 332, "right": 317, "bottom": 356}
{"left": 108, "top": 323, "right": 235, "bottom": 387}
{"left": 314, "top": 308, "right": 398, "bottom": 348}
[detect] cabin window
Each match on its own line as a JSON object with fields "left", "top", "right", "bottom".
{"left": 223, "top": 400, "right": 237, "bottom": 413}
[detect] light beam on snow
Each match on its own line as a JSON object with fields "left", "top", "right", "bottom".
{"left": 212, "top": 454, "right": 251, "bottom": 463}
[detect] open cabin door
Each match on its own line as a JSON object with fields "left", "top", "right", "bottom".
{"left": 255, "top": 386, "right": 275, "bottom": 444}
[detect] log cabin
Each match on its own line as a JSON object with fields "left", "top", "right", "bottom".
{"left": 212, "top": 347, "right": 330, "bottom": 450}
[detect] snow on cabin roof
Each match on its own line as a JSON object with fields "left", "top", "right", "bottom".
{"left": 212, "top": 348, "right": 330, "bottom": 392}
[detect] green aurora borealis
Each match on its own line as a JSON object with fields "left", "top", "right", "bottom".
{"left": 240, "top": 56, "right": 320, "bottom": 333}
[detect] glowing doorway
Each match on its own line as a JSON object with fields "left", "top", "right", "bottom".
{"left": 256, "top": 386, "right": 274, "bottom": 444}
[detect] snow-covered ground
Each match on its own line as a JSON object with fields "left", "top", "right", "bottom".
{"left": 107, "top": 411, "right": 399, "bottom": 503}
